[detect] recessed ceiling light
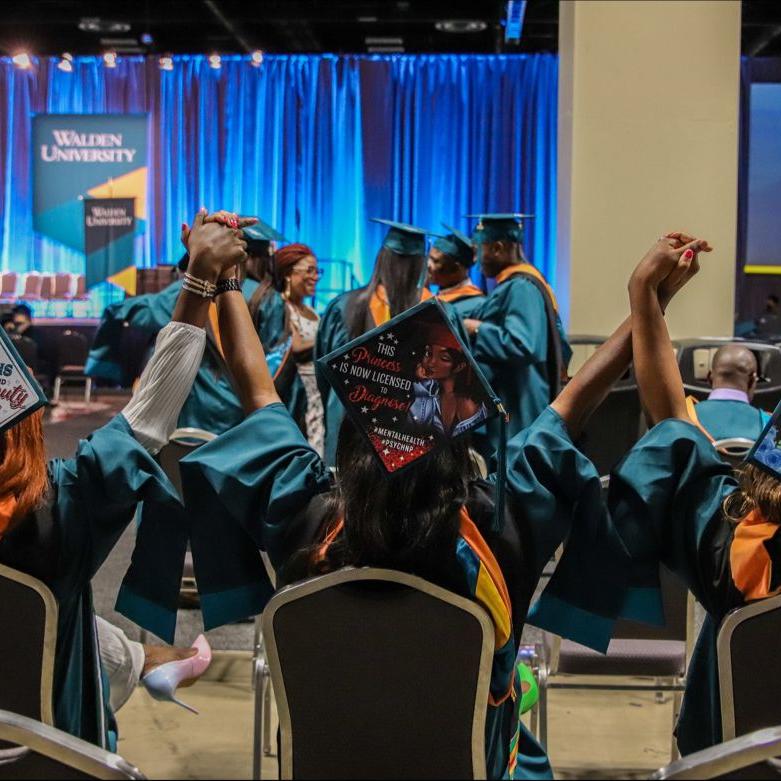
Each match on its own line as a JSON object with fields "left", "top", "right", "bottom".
{"left": 79, "top": 17, "right": 131, "bottom": 34}
{"left": 435, "top": 19, "right": 488, "bottom": 33}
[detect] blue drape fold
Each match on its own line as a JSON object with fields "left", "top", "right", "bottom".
{"left": 0, "top": 54, "right": 558, "bottom": 312}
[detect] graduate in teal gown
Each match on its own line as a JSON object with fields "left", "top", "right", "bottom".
{"left": 427, "top": 224, "right": 485, "bottom": 318}
{"left": 315, "top": 219, "right": 435, "bottom": 466}
{"left": 172, "top": 252, "right": 702, "bottom": 778}
{"left": 688, "top": 343, "right": 771, "bottom": 442}
{"left": 462, "top": 215, "right": 571, "bottom": 455}
{"left": 0, "top": 211, "right": 249, "bottom": 746}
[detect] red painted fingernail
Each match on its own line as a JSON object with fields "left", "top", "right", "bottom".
{"left": 684, "top": 249, "right": 694, "bottom": 259}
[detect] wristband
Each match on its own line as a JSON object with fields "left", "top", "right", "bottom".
{"left": 215, "top": 278, "right": 242, "bottom": 297}
{"left": 182, "top": 271, "right": 217, "bottom": 299}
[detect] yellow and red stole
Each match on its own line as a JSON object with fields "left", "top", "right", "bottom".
{"left": 315, "top": 506, "right": 515, "bottom": 706}
{"left": 495, "top": 263, "right": 560, "bottom": 314}
{"left": 368, "top": 284, "right": 434, "bottom": 327}
{"left": 731, "top": 509, "right": 781, "bottom": 602}
{"left": 436, "top": 283, "right": 484, "bottom": 305}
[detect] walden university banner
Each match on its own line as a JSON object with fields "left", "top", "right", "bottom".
{"left": 32, "top": 114, "right": 148, "bottom": 294}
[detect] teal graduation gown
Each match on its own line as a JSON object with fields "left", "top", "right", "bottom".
{"left": 470, "top": 276, "right": 571, "bottom": 454}
{"left": 446, "top": 292, "right": 485, "bottom": 319}
{"left": 606, "top": 419, "right": 753, "bottom": 754}
{"left": 0, "top": 415, "right": 180, "bottom": 746}
{"left": 693, "top": 398, "right": 770, "bottom": 442}
{"left": 178, "top": 404, "right": 635, "bottom": 778}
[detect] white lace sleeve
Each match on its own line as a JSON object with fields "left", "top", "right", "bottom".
{"left": 121, "top": 321, "right": 206, "bottom": 453}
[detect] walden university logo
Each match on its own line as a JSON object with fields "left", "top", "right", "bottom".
{"left": 40, "top": 129, "right": 138, "bottom": 163}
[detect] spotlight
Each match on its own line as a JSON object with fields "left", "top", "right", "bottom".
{"left": 250, "top": 50, "right": 263, "bottom": 67}
{"left": 208, "top": 53, "right": 221, "bottom": 69}
{"left": 103, "top": 51, "right": 117, "bottom": 68}
{"left": 159, "top": 55, "right": 173, "bottom": 71}
{"left": 12, "top": 52, "right": 32, "bottom": 70}
{"left": 140, "top": 32, "right": 154, "bottom": 46}
{"left": 57, "top": 53, "right": 73, "bottom": 72}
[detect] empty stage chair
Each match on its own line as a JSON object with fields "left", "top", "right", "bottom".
{"left": 0, "top": 564, "right": 57, "bottom": 725}
{"left": 261, "top": 567, "right": 494, "bottom": 780}
{"left": 650, "top": 726, "right": 781, "bottom": 780}
{"left": 0, "top": 710, "right": 145, "bottom": 780}
{"left": 73, "top": 275, "right": 89, "bottom": 301}
{"left": 39, "top": 274, "right": 54, "bottom": 300}
{"left": 537, "top": 564, "right": 693, "bottom": 760}
{"left": 52, "top": 273, "right": 73, "bottom": 300}
{"left": 718, "top": 593, "right": 781, "bottom": 745}
{"left": 52, "top": 330, "right": 92, "bottom": 405}
{"left": 0, "top": 272, "right": 18, "bottom": 302}
{"left": 19, "top": 273, "right": 43, "bottom": 301}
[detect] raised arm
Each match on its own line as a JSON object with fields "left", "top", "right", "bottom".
{"left": 552, "top": 233, "right": 710, "bottom": 437}
{"left": 629, "top": 237, "right": 707, "bottom": 426}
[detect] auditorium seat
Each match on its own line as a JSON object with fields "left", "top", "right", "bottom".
{"left": 261, "top": 567, "right": 493, "bottom": 780}
{"left": 19, "top": 273, "right": 43, "bottom": 301}
{"left": 0, "top": 272, "right": 17, "bottom": 302}
{"left": 52, "top": 273, "right": 73, "bottom": 300}
{"left": 38, "top": 274, "right": 54, "bottom": 300}
{"left": 73, "top": 275, "right": 89, "bottom": 301}
{"left": 52, "top": 330, "right": 92, "bottom": 405}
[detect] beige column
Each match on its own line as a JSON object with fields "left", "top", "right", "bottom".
{"left": 557, "top": 0, "right": 741, "bottom": 339}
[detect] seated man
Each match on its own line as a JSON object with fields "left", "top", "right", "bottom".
{"left": 692, "top": 344, "right": 770, "bottom": 441}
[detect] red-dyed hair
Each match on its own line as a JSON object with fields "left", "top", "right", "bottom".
{"left": 0, "top": 409, "right": 48, "bottom": 526}
{"left": 273, "top": 243, "right": 316, "bottom": 288}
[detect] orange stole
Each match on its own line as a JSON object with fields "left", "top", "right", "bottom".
{"left": 368, "top": 285, "right": 433, "bottom": 327}
{"left": 495, "top": 263, "right": 560, "bottom": 314}
{"left": 436, "top": 284, "right": 484, "bottom": 304}
{"left": 0, "top": 494, "right": 18, "bottom": 540}
{"left": 685, "top": 396, "right": 716, "bottom": 443}
{"left": 207, "top": 303, "right": 224, "bottom": 356}
{"left": 731, "top": 509, "right": 781, "bottom": 602}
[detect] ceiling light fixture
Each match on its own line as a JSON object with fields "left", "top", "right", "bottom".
{"left": 251, "top": 50, "right": 264, "bottom": 67}
{"left": 435, "top": 19, "right": 488, "bottom": 33}
{"left": 79, "top": 17, "right": 131, "bottom": 33}
{"left": 12, "top": 52, "right": 32, "bottom": 69}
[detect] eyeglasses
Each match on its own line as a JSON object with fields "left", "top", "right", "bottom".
{"left": 291, "top": 264, "right": 320, "bottom": 278}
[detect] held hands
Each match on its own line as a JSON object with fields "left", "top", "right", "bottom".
{"left": 629, "top": 231, "right": 712, "bottom": 309}
{"left": 181, "top": 209, "right": 257, "bottom": 282}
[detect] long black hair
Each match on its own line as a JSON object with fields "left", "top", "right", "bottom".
{"left": 347, "top": 247, "right": 426, "bottom": 339}
{"left": 286, "top": 417, "right": 476, "bottom": 591}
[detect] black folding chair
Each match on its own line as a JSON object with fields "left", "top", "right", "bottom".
{"left": 261, "top": 567, "right": 494, "bottom": 780}
{"left": 52, "top": 330, "right": 92, "bottom": 404}
{"left": 0, "top": 709, "right": 144, "bottom": 780}
{"left": 718, "top": 593, "right": 781, "bottom": 743}
{"left": 650, "top": 726, "right": 781, "bottom": 780}
{"left": 0, "top": 564, "right": 58, "bottom": 727}
{"left": 713, "top": 438, "right": 754, "bottom": 469}
{"left": 9, "top": 334, "right": 38, "bottom": 373}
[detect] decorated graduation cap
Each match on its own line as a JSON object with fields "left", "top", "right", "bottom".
{"left": 371, "top": 217, "right": 431, "bottom": 256}
{"left": 433, "top": 223, "right": 475, "bottom": 268}
{"left": 0, "top": 329, "right": 48, "bottom": 435}
{"left": 748, "top": 401, "right": 781, "bottom": 477}
{"left": 318, "top": 298, "right": 508, "bottom": 530}
{"left": 244, "top": 219, "right": 288, "bottom": 255}
{"left": 466, "top": 213, "right": 534, "bottom": 244}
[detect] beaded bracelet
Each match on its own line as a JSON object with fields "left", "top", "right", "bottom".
{"left": 215, "top": 278, "right": 242, "bottom": 297}
{"left": 182, "top": 271, "right": 217, "bottom": 299}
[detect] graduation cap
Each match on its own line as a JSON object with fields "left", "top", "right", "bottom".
{"left": 0, "top": 329, "right": 48, "bottom": 435}
{"left": 432, "top": 223, "right": 475, "bottom": 268}
{"left": 466, "top": 213, "right": 534, "bottom": 243}
{"left": 748, "top": 401, "right": 781, "bottom": 477}
{"left": 318, "top": 298, "right": 509, "bottom": 529}
{"left": 244, "top": 219, "right": 288, "bottom": 255}
{"left": 371, "top": 218, "right": 431, "bottom": 256}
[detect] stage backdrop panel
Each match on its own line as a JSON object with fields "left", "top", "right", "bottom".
{"left": 0, "top": 55, "right": 557, "bottom": 317}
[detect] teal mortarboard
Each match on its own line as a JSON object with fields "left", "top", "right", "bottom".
{"left": 243, "top": 219, "right": 288, "bottom": 255}
{"left": 433, "top": 223, "right": 475, "bottom": 268}
{"left": 371, "top": 217, "right": 430, "bottom": 256}
{"left": 466, "top": 213, "right": 534, "bottom": 243}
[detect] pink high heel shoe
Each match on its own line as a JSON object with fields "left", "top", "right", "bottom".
{"left": 141, "top": 635, "right": 212, "bottom": 714}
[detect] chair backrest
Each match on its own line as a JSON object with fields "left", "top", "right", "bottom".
{"left": 651, "top": 725, "right": 781, "bottom": 780}
{"left": 263, "top": 567, "right": 494, "bottom": 780}
{"left": 718, "top": 593, "right": 781, "bottom": 741}
{"left": 10, "top": 335, "right": 39, "bottom": 373}
{"left": 612, "top": 564, "right": 689, "bottom": 642}
{"left": 21, "top": 274, "right": 42, "bottom": 298}
{"left": 56, "top": 330, "right": 88, "bottom": 369}
{"left": 0, "top": 565, "right": 57, "bottom": 725}
{"left": 74, "top": 275, "right": 86, "bottom": 299}
{"left": 39, "top": 275, "right": 54, "bottom": 300}
{"left": 0, "top": 709, "right": 145, "bottom": 780}
{"left": 157, "top": 428, "right": 217, "bottom": 498}
{"left": 1, "top": 272, "right": 17, "bottom": 296}
{"left": 714, "top": 438, "right": 754, "bottom": 468}
{"left": 52, "top": 274, "right": 72, "bottom": 299}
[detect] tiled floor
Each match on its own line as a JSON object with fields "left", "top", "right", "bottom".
{"left": 116, "top": 652, "right": 676, "bottom": 780}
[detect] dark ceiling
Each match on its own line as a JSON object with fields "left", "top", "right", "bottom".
{"left": 1, "top": 0, "right": 780, "bottom": 58}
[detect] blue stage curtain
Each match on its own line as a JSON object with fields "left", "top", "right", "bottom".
{"left": 0, "top": 54, "right": 558, "bottom": 315}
